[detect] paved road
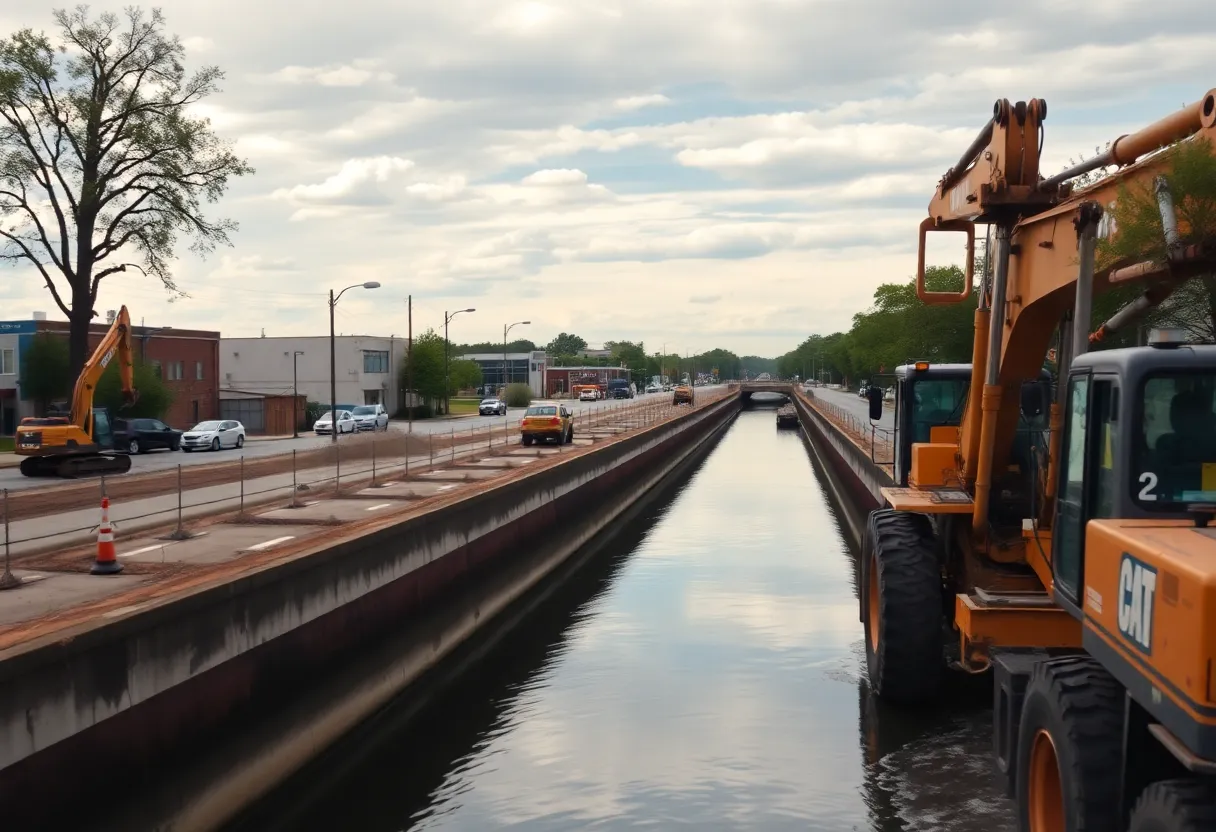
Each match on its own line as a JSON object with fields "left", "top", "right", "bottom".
{"left": 806, "top": 385, "right": 895, "bottom": 432}
{"left": 0, "top": 387, "right": 727, "bottom": 555}
{"left": 400, "top": 389, "right": 677, "bottom": 434}
{"left": 0, "top": 390, "right": 688, "bottom": 493}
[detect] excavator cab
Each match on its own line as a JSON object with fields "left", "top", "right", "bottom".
{"left": 891, "top": 362, "right": 1053, "bottom": 493}
{"left": 1051, "top": 335, "right": 1216, "bottom": 600}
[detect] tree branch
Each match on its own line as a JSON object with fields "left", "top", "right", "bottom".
{"left": 0, "top": 227, "right": 72, "bottom": 317}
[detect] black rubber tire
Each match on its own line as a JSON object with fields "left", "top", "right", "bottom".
{"left": 863, "top": 509, "right": 943, "bottom": 704}
{"left": 1130, "top": 779, "right": 1216, "bottom": 831}
{"left": 211, "top": 438, "right": 220, "bottom": 452}
{"left": 1016, "top": 656, "right": 1124, "bottom": 832}
{"left": 171, "top": 440, "right": 180, "bottom": 451}
{"left": 522, "top": 435, "right": 533, "bottom": 447}
{"left": 128, "top": 439, "right": 141, "bottom": 455}
{"left": 236, "top": 435, "right": 245, "bottom": 449}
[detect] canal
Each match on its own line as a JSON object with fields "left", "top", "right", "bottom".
{"left": 229, "top": 405, "right": 1015, "bottom": 831}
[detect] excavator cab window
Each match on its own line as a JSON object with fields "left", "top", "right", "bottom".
{"left": 92, "top": 408, "right": 113, "bottom": 449}
{"left": 1054, "top": 375, "right": 1091, "bottom": 600}
{"left": 908, "top": 378, "right": 969, "bottom": 444}
{"left": 1054, "top": 375, "right": 1120, "bottom": 601}
{"left": 1134, "top": 372, "right": 1216, "bottom": 508}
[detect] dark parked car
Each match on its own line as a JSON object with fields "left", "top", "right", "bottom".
{"left": 607, "top": 379, "right": 634, "bottom": 399}
{"left": 113, "top": 417, "right": 183, "bottom": 454}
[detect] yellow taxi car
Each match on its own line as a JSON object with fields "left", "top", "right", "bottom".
{"left": 520, "top": 401, "right": 574, "bottom": 446}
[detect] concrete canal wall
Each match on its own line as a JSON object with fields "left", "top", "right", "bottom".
{"left": 0, "top": 394, "right": 739, "bottom": 827}
{"left": 792, "top": 391, "right": 891, "bottom": 548}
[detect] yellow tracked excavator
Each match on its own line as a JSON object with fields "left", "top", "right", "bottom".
{"left": 14, "top": 305, "right": 137, "bottom": 478}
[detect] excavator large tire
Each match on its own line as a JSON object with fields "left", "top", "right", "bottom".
{"left": 1130, "top": 779, "right": 1216, "bottom": 831}
{"left": 1016, "top": 655, "right": 1123, "bottom": 832}
{"left": 862, "top": 508, "right": 943, "bottom": 704}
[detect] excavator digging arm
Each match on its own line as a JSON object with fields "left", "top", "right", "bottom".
{"left": 70, "top": 305, "right": 137, "bottom": 434}
{"left": 916, "top": 89, "right": 1216, "bottom": 545}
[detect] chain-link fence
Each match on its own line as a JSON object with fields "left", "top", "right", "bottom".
{"left": 0, "top": 387, "right": 735, "bottom": 575}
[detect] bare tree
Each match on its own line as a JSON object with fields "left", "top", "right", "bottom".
{"left": 0, "top": 6, "right": 252, "bottom": 375}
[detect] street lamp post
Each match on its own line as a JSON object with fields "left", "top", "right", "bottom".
{"left": 292, "top": 350, "right": 305, "bottom": 438}
{"left": 444, "top": 308, "right": 476, "bottom": 416}
{"left": 330, "top": 282, "right": 381, "bottom": 443}
{"left": 503, "top": 320, "right": 530, "bottom": 397}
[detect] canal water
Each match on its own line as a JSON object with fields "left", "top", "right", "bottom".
{"left": 232, "top": 406, "right": 1015, "bottom": 831}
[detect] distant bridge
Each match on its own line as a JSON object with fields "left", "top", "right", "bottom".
{"left": 733, "top": 381, "right": 796, "bottom": 400}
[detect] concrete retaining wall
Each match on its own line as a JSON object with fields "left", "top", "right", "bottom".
{"left": 0, "top": 395, "right": 739, "bottom": 827}
{"left": 793, "top": 393, "right": 891, "bottom": 547}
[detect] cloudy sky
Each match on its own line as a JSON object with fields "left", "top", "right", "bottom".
{"left": 3, "top": 1, "right": 1215, "bottom": 356}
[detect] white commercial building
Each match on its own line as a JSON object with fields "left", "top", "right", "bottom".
{"left": 458, "top": 350, "right": 547, "bottom": 397}
{"left": 220, "top": 335, "right": 410, "bottom": 415}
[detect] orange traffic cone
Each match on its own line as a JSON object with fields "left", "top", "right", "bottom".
{"left": 91, "top": 496, "right": 123, "bottom": 575}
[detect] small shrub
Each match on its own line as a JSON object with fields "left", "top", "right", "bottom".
{"left": 504, "top": 383, "right": 533, "bottom": 408}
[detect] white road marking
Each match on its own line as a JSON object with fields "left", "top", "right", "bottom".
{"left": 20, "top": 574, "right": 46, "bottom": 585}
{"left": 365, "top": 503, "right": 393, "bottom": 511}
{"left": 246, "top": 535, "right": 295, "bottom": 551}
{"left": 103, "top": 604, "right": 145, "bottom": 618}
{"left": 438, "top": 484, "right": 457, "bottom": 491}
{"left": 120, "top": 544, "right": 167, "bottom": 558}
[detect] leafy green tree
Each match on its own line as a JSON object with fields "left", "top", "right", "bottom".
{"left": 1091, "top": 137, "right": 1216, "bottom": 344}
{"left": 449, "top": 358, "right": 483, "bottom": 393}
{"left": 19, "top": 332, "right": 71, "bottom": 411}
{"left": 0, "top": 7, "right": 252, "bottom": 378}
{"left": 546, "top": 332, "right": 587, "bottom": 359}
{"left": 456, "top": 339, "right": 536, "bottom": 354}
{"left": 400, "top": 329, "right": 447, "bottom": 407}
{"left": 96, "top": 358, "right": 173, "bottom": 420}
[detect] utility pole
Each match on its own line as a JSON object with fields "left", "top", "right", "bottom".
{"left": 329, "top": 282, "right": 380, "bottom": 443}
{"left": 444, "top": 308, "right": 475, "bottom": 416}
{"left": 407, "top": 295, "right": 413, "bottom": 434}
{"left": 292, "top": 350, "right": 304, "bottom": 437}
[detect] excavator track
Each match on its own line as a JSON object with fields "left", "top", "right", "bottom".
{"left": 19, "top": 453, "right": 132, "bottom": 479}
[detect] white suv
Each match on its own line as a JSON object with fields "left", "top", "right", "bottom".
{"left": 351, "top": 404, "right": 389, "bottom": 431}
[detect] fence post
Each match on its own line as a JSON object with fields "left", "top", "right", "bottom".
{"left": 291, "top": 449, "right": 300, "bottom": 507}
{"left": 335, "top": 437, "right": 341, "bottom": 494}
{"left": 168, "top": 464, "right": 191, "bottom": 540}
{"left": 239, "top": 455, "right": 245, "bottom": 515}
{"left": 429, "top": 433, "right": 434, "bottom": 467}
{"left": 371, "top": 435, "right": 377, "bottom": 486}
{"left": 451, "top": 425, "right": 455, "bottom": 462}
{"left": 0, "top": 489, "right": 17, "bottom": 591}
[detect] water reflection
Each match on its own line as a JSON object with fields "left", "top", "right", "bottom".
{"left": 234, "top": 408, "right": 1013, "bottom": 831}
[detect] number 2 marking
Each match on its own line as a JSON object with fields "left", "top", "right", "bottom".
{"left": 1139, "top": 472, "right": 1158, "bottom": 501}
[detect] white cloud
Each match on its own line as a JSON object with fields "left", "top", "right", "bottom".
{"left": 267, "top": 61, "right": 394, "bottom": 87}
{"left": 614, "top": 93, "right": 671, "bottom": 111}
{"left": 521, "top": 168, "right": 588, "bottom": 186}
{"left": 271, "top": 156, "right": 415, "bottom": 204}
{"left": 181, "top": 36, "right": 214, "bottom": 53}
{"left": 2, "top": 0, "right": 1213, "bottom": 355}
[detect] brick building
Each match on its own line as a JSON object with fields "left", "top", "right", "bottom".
{"left": 0, "top": 312, "right": 220, "bottom": 433}
{"left": 542, "top": 365, "right": 630, "bottom": 397}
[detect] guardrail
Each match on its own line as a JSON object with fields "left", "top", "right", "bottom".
{"left": 0, "top": 387, "right": 735, "bottom": 577}
{"left": 800, "top": 390, "right": 896, "bottom": 473}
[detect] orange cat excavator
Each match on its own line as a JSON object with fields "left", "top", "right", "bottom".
{"left": 15, "top": 306, "right": 136, "bottom": 478}
{"left": 860, "top": 90, "right": 1216, "bottom": 828}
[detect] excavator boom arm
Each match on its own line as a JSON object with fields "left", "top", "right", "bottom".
{"left": 70, "top": 305, "right": 136, "bottom": 427}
